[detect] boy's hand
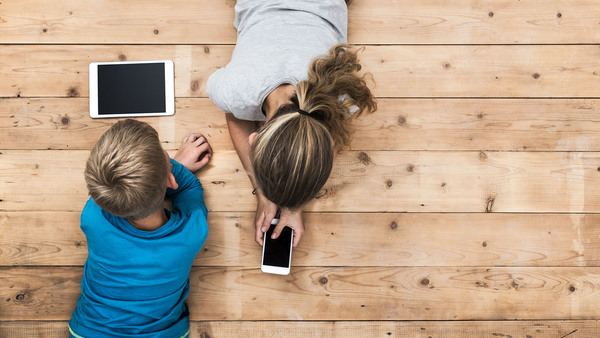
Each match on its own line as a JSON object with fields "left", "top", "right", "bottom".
{"left": 174, "top": 133, "right": 213, "bottom": 172}
{"left": 270, "top": 208, "right": 304, "bottom": 248}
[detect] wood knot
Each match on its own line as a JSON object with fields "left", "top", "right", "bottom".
{"left": 357, "top": 152, "right": 371, "bottom": 166}
{"left": 397, "top": 115, "right": 407, "bottom": 126}
{"left": 569, "top": 285, "right": 576, "bottom": 292}
{"left": 60, "top": 115, "right": 70, "bottom": 126}
{"left": 532, "top": 73, "right": 540, "bottom": 79}
{"left": 510, "top": 279, "right": 520, "bottom": 289}
{"left": 477, "top": 112, "right": 484, "bottom": 119}
{"left": 478, "top": 150, "right": 487, "bottom": 160}
{"left": 15, "top": 293, "right": 25, "bottom": 301}
{"left": 475, "top": 281, "right": 489, "bottom": 288}
{"left": 211, "top": 181, "right": 225, "bottom": 185}
{"left": 118, "top": 54, "right": 127, "bottom": 61}
{"left": 319, "top": 277, "right": 328, "bottom": 285}
{"left": 42, "top": 28, "right": 48, "bottom": 33}
{"left": 314, "top": 188, "right": 328, "bottom": 199}
{"left": 441, "top": 182, "right": 446, "bottom": 187}
{"left": 386, "top": 179, "right": 393, "bottom": 188}
{"left": 74, "top": 241, "right": 82, "bottom": 248}
{"left": 482, "top": 241, "right": 488, "bottom": 247}
{"left": 234, "top": 223, "right": 240, "bottom": 228}
{"left": 406, "top": 164, "right": 414, "bottom": 173}
{"left": 419, "top": 278, "right": 430, "bottom": 286}
{"left": 68, "top": 87, "right": 80, "bottom": 97}
{"left": 557, "top": 12, "right": 562, "bottom": 18}
{"left": 153, "top": 29, "right": 159, "bottom": 35}
{"left": 190, "top": 80, "right": 200, "bottom": 92}
{"left": 204, "top": 46, "right": 210, "bottom": 53}
{"left": 390, "top": 221, "right": 398, "bottom": 230}
{"left": 486, "top": 196, "right": 495, "bottom": 213}
{"left": 488, "top": 11, "right": 494, "bottom": 17}
{"left": 443, "top": 62, "right": 451, "bottom": 69}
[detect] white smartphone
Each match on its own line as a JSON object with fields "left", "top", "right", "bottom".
{"left": 261, "top": 218, "right": 293, "bottom": 275}
{"left": 89, "top": 60, "right": 175, "bottom": 118}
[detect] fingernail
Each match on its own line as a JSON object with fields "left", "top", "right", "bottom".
{"left": 261, "top": 227, "right": 267, "bottom": 232}
{"left": 271, "top": 233, "right": 277, "bottom": 239}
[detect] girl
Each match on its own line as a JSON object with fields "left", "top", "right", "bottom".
{"left": 207, "top": 0, "right": 376, "bottom": 247}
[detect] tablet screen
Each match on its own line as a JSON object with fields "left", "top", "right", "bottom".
{"left": 98, "top": 63, "right": 166, "bottom": 115}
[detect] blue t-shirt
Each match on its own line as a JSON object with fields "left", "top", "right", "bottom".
{"left": 68, "top": 159, "right": 208, "bottom": 338}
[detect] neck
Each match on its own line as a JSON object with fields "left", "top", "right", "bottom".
{"left": 127, "top": 208, "right": 168, "bottom": 231}
{"left": 262, "top": 84, "right": 295, "bottom": 120}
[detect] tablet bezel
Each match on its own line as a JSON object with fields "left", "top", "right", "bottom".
{"left": 89, "top": 60, "right": 175, "bottom": 119}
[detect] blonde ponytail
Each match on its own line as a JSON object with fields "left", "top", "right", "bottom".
{"left": 296, "top": 44, "right": 377, "bottom": 150}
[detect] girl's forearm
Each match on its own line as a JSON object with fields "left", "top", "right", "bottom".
{"left": 226, "top": 113, "right": 259, "bottom": 189}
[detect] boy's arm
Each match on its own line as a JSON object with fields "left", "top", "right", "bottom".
{"left": 168, "top": 133, "right": 213, "bottom": 215}
{"left": 166, "top": 158, "right": 206, "bottom": 215}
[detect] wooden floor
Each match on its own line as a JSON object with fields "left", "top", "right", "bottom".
{"left": 2, "top": 0, "right": 600, "bottom": 337}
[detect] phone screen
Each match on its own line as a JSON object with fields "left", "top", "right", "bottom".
{"left": 263, "top": 223, "right": 293, "bottom": 268}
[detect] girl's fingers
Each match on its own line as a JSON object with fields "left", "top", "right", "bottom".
{"left": 271, "top": 222, "right": 286, "bottom": 240}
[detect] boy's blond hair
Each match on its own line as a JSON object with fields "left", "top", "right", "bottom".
{"left": 85, "top": 119, "right": 168, "bottom": 220}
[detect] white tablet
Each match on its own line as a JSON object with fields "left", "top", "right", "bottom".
{"left": 89, "top": 60, "right": 175, "bottom": 118}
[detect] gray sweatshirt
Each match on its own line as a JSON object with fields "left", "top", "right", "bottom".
{"left": 206, "top": 0, "right": 347, "bottom": 121}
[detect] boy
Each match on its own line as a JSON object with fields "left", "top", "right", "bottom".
{"left": 68, "top": 119, "right": 213, "bottom": 338}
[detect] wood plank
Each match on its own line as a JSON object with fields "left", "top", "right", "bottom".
{"left": 2, "top": 212, "right": 600, "bottom": 268}
{"left": 2, "top": 266, "right": 600, "bottom": 320}
{"left": 2, "top": 150, "right": 600, "bottom": 213}
{"left": 1, "top": 0, "right": 599, "bottom": 45}
{"left": 0, "top": 98, "right": 234, "bottom": 151}
{"left": 363, "top": 45, "right": 600, "bottom": 98}
{"left": 190, "top": 320, "right": 600, "bottom": 338}
{"left": 3, "top": 98, "right": 600, "bottom": 152}
{"left": 0, "top": 0, "right": 237, "bottom": 45}
{"left": 0, "top": 45, "right": 230, "bottom": 98}
{"left": 1, "top": 320, "right": 598, "bottom": 337}
{"left": 351, "top": 98, "right": 600, "bottom": 152}
{"left": 348, "top": 0, "right": 600, "bottom": 45}
{"left": 1, "top": 45, "right": 599, "bottom": 98}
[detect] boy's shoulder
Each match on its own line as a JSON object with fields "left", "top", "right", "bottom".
{"left": 81, "top": 197, "right": 120, "bottom": 230}
{"left": 82, "top": 197, "right": 105, "bottom": 217}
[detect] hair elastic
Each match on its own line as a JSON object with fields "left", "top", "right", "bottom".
{"left": 297, "top": 109, "right": 311, "bottom": 117}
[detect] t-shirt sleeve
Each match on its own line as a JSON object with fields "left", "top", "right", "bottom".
{"left": 206, "top": 69, "right": 233, "bottom": 115}
{"left": 166, "top": 159, "right": 207, "bottom": 217}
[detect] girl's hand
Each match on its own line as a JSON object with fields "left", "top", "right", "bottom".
{"left": 173, "top": 133, "right": 213, "bottom": 172}
{"left": 271, "top": 208, "right": 304, "bottom": 248}
{"left": 254, "top": 192, "right": 278, "bottom": 246}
